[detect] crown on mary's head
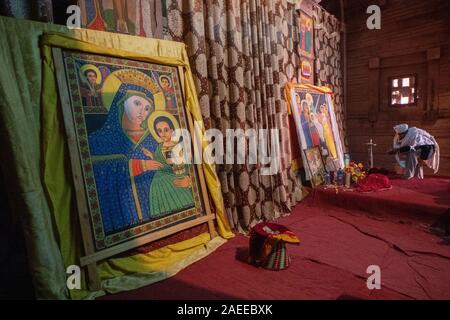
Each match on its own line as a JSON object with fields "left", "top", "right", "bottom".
{"left": 115, "top": 69, "right": 161, "bottom": 94}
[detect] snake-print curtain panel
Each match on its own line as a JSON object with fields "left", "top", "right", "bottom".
{"left": 312, "top": 4, "right": 347, "bottom": 152}
{"left": 164, "top": 0, "right": 303, "bottom": 232}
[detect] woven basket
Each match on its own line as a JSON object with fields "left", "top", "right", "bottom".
{"left": 262, "top": 239, "right": 291, "bottom": 270}
{"left": 248, "top": 222, "right": 298, "bottom": 271}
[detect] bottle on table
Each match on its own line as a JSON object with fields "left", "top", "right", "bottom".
{"left": 324, "top": 172, "right": 331, "bottom": 186}
{"left": 344, "top": 154, "right": 350, "bottom": 167}
{"left": 336, "top": 169, "right": 345, "bottom": 187}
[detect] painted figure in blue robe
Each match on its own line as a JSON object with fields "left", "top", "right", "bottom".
{"left": 299, "top": 99, "right": 313, "bottom": 148}
{"left": 88, "top": 81, "right": 164, "bottom": 234}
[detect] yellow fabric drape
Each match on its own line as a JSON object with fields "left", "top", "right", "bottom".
{"left": 0, "top": 16, "right": 233, "bottom": 300}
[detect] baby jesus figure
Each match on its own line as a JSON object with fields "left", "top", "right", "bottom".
{"left": 146, "top": 115, "right": 194, "bottom": 218}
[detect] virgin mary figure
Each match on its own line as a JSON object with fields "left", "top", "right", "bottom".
{"left": 88, "top": 69, "right": 163, "bottom": 234}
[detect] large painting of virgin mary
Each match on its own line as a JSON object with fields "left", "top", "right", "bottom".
{"left": 58, "top": 50, "right": 206, "bottom": 250}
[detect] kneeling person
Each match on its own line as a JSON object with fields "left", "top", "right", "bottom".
{"left": 387, "top": 124, "right": 440, "bottom": 179}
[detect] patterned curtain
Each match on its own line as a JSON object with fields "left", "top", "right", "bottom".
{"left": 0, "top": 0, "right": 53, "bottom": 22}
{"left": 164, "top": 0, "right": 303, "bottom": 232}
{"left": 312, "top": 4, "right": 347, "bottom": 151}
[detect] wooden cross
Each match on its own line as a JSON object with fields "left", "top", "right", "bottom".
{"left": 366, "top": 139, "right": 377, "bottom": 168}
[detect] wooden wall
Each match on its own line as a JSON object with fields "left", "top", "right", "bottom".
{"left": 345, "top": 0, "right": 450, "bottom": 176}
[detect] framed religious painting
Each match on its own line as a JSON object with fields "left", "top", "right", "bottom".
{"left": 78, "top": 0, "right": 162, "bottom": 37}
{"left": 298, "top": 11, "right": 314, "bottom": 58}
{"left": 286, "top": 83, "right": 345, "bottom": 181}
{"left": 52, "top": 48, "right": 215, "bottom": 269}
{"left": 303, "top": 146, "right": 326, "bottom": 187}
{"left": 299, "top": 57, "right": 314, "bottom": 85}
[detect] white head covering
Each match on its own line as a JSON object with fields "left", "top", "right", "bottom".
{"left": 394, "top": 124, "right": 409, "bottom": 134}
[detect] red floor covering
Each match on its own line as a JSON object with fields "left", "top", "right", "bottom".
{"left": 101, "top": 176, "right": 450, "bottom": 300}
{"left": 306, "top": 175, "right": 450, "bottom": 225}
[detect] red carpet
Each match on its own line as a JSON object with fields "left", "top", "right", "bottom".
{"left": 101, "top": 176, "right": 450, "bottom": 300}
{"left": 306, "top": 175, "right": 450, "bottom": 224}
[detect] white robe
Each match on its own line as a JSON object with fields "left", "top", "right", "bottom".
{"left": 393, "top": 127, "right": 440, "bottom": 174}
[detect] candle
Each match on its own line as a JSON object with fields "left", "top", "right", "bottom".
{"left": 345, "top": 172, "right": 351, "bottom": 188}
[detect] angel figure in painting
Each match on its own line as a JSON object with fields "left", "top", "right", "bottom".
{"left": 147, "top": 112, "right": 195, "bottom": 218}
{"left": 159, "top": 75, "right": 177, "bottom": 110}
{"left": 79, "top": 64, "right": 103, "bottom": 107}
